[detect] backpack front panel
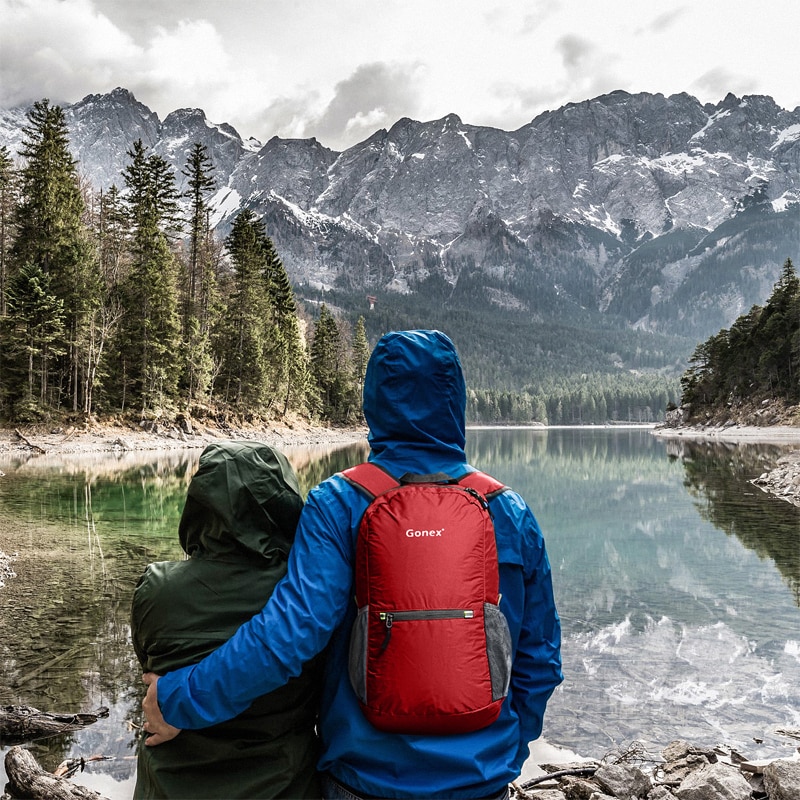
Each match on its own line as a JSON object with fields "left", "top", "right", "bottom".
{"left": 351, "top": 481, "right": 509, "bottom": 734}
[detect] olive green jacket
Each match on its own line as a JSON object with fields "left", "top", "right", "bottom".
{"left": 131, "top": 441, "right": 322, "bottom": 799}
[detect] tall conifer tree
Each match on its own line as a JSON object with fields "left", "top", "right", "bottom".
{"left": 180, "top": 143, "right": 217, "bottom": 403}
{"left": 216, "top": 209, "right": 274, "bottom": 410}
{"left": 11, "top": 99, "right": 98, "bottom": 414}
{"left": 115, "top": 140, "right": 182, "bottom": 412}
{"left": 0, "top": 145, "right": 17, "bottom": 319}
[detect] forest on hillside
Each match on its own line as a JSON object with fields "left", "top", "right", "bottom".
{"left": 0, "top": 99, "right": 684, "bottom": 428}
{"left": 680, "top": 257, "right": 800, "bottom": 422}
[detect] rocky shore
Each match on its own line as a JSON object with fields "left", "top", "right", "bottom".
{"left": 517, "top": 738, "right": 800, "bottom": 799}
{"left": 653, "top": 419, "right": 800, "bottom": 508}
{"left": 0, "top": 416, "right": 367, "bottom": 461}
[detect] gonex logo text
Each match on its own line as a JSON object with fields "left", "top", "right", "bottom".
{"left": 405, "top": 528, "right": 444, "bottom": 537}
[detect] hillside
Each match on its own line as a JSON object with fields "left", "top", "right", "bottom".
{"left": 5, "top": 88, "right": 800, "bottom": 415}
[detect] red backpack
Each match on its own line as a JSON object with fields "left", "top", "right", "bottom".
{"left": 341, "top": 463, "right": 513, "bottom": 735}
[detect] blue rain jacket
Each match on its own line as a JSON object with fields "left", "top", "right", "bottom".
{"left": 157, "top": 330, "right": 563, "bottom": 799}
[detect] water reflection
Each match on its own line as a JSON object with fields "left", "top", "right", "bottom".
{"left": 676, "top": 439, "right": 800, "bottom": 605}
{"left": 0, "top": 440, "right": 368, "bottom": 798}
{"left": 466, "top": 428, "right": 800, "bottom": 762}
{"left": 1, "top": 430, "right": 799, "bottom": 798}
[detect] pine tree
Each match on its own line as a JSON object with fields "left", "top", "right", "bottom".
{"left": 309, "top": 303, "right": 353, "bottom": 421}
{"left": 351, "top": 315, "right": 370, "bottom": 404}
{"left": 11, "top": 99, "right": 98, "bottom": 414}
{"left": 262, "top": 236, "right": 308, "bottom": 414}
{"left": 1, "top": 262, "right": 66, "bottom": 415}
{"left": 179, "top": 143, "right": 217, "bottom": 404}
{"left": 115, "top": 141, "right": 182, "bottom": 412}
{"left": 181, "top": 142, "right": 215, "bottom": 311}
{"left": 216, "top": 209, "right": 274, "bottom": 410}
{"left": 0, "top": 145, "right": 18, "bottom": 318}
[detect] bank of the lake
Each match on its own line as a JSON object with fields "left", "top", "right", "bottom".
{"left": 0, "top": 418, "right": 367, "bottom": 459}
{"left": 653, "top": 422, "right": 800, "bottom": 507}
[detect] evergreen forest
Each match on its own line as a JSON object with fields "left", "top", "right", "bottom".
{"left": 680, "top": 257, "right": 800, "bottom": 421}
{"left": 0, "top": 99, "right": 688, "bottom": 428}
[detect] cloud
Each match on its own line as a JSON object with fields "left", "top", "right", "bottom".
{"left": 0, "top": 0, "right": 138, "bottom": 106}
{"left": 641, "top": 7, "right": 688, "bottom": 34}
{"left": 520, "top": 0, "right": 561, "bottom": 34}
{"left": 251, "top": 62, "right": 425, "bottom": 151}
{"left": 556, "top": 34, "right": 595, "bottom": 71}
{"left": 0, "top": 0, "right": 246, "bottom": 128}
{"left": 311, "top": 62, "right": 425, "bottom": 149}
{"left": 692, "top": 67, "right": 758, "bottom": 102}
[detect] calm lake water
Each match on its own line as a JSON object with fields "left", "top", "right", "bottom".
{"left": 1, "top": 427, "right": 799, "bottom": 797}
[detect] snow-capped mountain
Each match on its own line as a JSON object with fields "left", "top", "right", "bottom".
{"left": 3, "top": 87, "right": 800, "bottom": 341}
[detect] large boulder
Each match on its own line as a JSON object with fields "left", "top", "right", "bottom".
{"left": 762, "top": 758, "right": 800, "bottom": 800}
{"left": 674, "top": 761, "right": 752, "bottom": 800}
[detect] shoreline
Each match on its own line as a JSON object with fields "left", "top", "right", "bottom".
{"left": 0, "top": 419, "right": 368, "bottom": 462}
{"left": 652, "top": 422, "right": 800, "bottom": 444}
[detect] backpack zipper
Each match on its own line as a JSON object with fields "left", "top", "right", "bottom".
{"left": 378, "top": 609, "right": 475, "bottom": 653}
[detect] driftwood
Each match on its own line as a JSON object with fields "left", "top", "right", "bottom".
{"left": 3, "top": 746, "right": 108, "bottom": 799}
{"left": 12, "top": 428, "right": 46, "bottom": 454}
{"left": 517, "top": 764, "right": 599, "bottom": 791}
{"left": 0, "top": 705, "right": 109, "bottom": 745}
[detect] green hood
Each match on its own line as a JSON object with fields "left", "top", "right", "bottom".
{"left": 178, "top": 440, "right": 303, "bottom": 563}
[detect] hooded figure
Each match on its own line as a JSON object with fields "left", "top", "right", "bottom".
{"left": 131, "top": 440, "right": 321, "bottom": 799}
{"left": 153, "top": 331, "right": 562, "bottom": 799}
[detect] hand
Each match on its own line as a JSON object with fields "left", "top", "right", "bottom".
{"left": 142, "top": 672, "right": 182, "bottom": 745}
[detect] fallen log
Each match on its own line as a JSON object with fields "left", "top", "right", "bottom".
{"left": 12, "top": 428, "right": 46, "bottom": 454}
{"left": 0, "top": 705, "right": 109, "bottom": 745}
{"left": 3, "top": 746, "right": 108, "bottom": 799}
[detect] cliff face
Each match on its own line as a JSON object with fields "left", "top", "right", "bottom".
{"left": 4, "top": 88, "right": 800, "bottom": 340}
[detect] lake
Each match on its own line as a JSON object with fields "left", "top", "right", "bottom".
{"left": 1, "top": 427, "right": 799, "bottom": 797}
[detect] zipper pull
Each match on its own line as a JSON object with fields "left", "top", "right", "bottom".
{"left": 378, "top": 612, "right": 393, "bottom": 655}
{"left": 463, "top": 486, "right": 490, "bottom": 510}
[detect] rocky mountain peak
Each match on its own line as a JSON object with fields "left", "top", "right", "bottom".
{"left": 3, "top": 87, "right": 800, "bottom": 342}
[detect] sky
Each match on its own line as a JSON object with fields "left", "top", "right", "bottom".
{"left": 2, "top": 0, "right": 800, "bottom": 152}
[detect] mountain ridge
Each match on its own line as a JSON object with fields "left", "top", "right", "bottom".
{"left": 3, "top": 87, "right": 800, "bottom": 343}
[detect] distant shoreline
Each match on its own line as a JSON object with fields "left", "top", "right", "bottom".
{"left": 5, "top": 420, "right": 800, "bottom": 461}
{"left": 652, "top": 423, "right": 800, "bottom": 445}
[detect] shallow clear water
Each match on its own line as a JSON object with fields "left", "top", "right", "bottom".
{"left": 1, "top": 429, "right": 798, "bottom": 797}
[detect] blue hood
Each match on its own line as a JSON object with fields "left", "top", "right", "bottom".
{"left": 363, "top": 330, "right": 467, "bottom": 473}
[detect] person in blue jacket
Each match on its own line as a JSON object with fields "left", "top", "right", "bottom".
{"left": 143, "top": 329, "right": 563, "bottom": 800}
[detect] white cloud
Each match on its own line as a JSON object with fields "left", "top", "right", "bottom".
{"left": 1, "top": 0, "right": 138, "bottom": 105}
{"left": 3, "top": 0, "right": 800, "bottom": 150}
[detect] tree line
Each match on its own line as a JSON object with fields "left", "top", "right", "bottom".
{"left": 0, "top": 99, "right": 368, "bottom": 426}
{"left": 680, "top": 257, "right": 800, "bottom": 416}
{"left": 468, "top": 371, "right": 677, "bottom": 425}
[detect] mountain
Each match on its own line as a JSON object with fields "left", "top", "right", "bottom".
{"left": 3, "top": 87, "right": 800, "bottom": 348}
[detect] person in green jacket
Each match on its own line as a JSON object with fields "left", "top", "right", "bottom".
{"left": 130, "top": 440, "right": 322, "bottom": 799}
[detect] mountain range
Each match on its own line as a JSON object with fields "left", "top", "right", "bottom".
{"left": 3, "top": 86, "right": 800, "bottom": 352}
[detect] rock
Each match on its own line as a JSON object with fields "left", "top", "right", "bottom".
{"left": 593, "top": 763, "right": 651, "bottom": 799}
{"left": 660, "top": 741, "right": 717, "bottom": 784}
{"left": 561, "top": 776, "right": 600, "bottom": 799}
{"left": 648, "top": 788, "right": 678, "bottom": 800}
{"left": 673, "top": 761, "right": 752, "bottom": 800}
{"left": 762, "top": 758, "right": 800, "bottom": 800}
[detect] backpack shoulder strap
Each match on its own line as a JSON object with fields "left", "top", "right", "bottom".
{"left": 457, "top": 470, "right": 507, "bottom": 501}
{"left": 341, "top": 462, "right": 400, "bottom": 500}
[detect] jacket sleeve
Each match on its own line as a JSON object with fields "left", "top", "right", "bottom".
{"left": 156, "top": 477, "right": 358, "bottom": 729}
{"left": 495, "top": 491, "right": 563, "bottom": 766}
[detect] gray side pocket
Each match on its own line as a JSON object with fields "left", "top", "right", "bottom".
{"left": 484, "top": 602, "right": 512, "bottom": 702}
{"left": 348, "top": 605, "right": 369, "bottom": 703}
